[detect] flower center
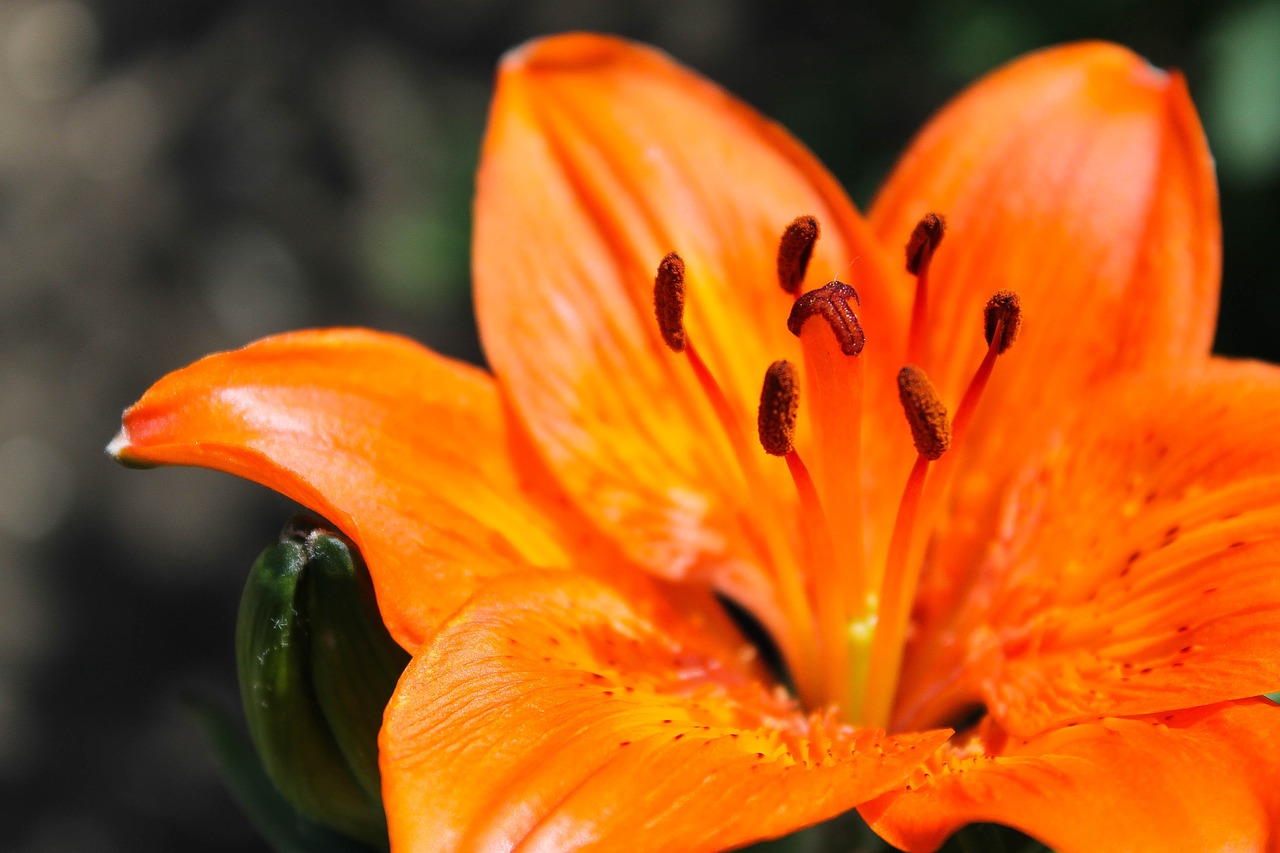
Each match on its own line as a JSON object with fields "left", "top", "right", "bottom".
{"left": 652, "top": 216, "right": 1022, "bottom": 729}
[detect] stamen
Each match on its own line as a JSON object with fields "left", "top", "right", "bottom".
{"left": 982, "top": 290, "right": 1022, "bottom": 355}
{"left": 955, "top": 291, "right": 1023, "bottom": 439}
{"left": 863, "top": 364, "right": 951, "bottom": 727}
{"left": 685, "top": 342, "right": 821, "bottom": 706}
{"left": 897, "top": 365, "right": 951, "bottom": 461}
{"left": 787, "top": 281, "right": 864, "bottom": 355}
{"left": 889, "top": 293, "right": 1024, "bottom": 727}
{"left": 904, "top": 213, "right": 946, "bottom": 276}
{"left": 905, "top": 213, "right": 945, "bottom": 367}
{"left": 864, "top": 453, "right": 931, "bottom": 728}
{"left": 776, "top": 215, "right": 821, "bottom": 295}
{"left": 756, "top": 357, "right": 855, "bottom": 709}
{"left": 757, "top": 360, "right": 800, "bottom": 457}
{"left": 652, "top": 252, "right": 822, "bottom": 706}
{"left": 782, "top": 447, "right": 851, "bottom": 712}
{"left": 653, "top": 252, "right": 687, "bottom": 352}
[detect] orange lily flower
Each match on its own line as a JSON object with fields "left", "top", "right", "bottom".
{"left": 109, "top": 33, "right": 1280, "bottom": 852}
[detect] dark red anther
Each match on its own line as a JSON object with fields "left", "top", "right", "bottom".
{"left": 983, "top": 290, "right": 1022, "bottom": 354}
{"left": 905, "top": 213, "right": 946, "bottom": 275}
{"left": 897, "top": 365, "right": 951, "bottom": 460}
{"left": 777, "top": 215, "right": 821, "bottom": 295}
{"left": 653, "top": 252, "right": 687, "bottom": 352}
{"left": 757, "top": 360, "right": 800, "bottom": 457}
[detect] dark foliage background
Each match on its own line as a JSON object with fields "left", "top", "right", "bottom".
{"left": 2, "top": 0, "right": 1277, "bottom": 849}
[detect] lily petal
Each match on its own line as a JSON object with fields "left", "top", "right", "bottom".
{"left": 872, "top": 44, "right": 1217, "bottom": 589}
{"left": 862, "top": 699, "right": 1280, "bottom": 853}
{"left": 877, "top": 42, "right": 1224, "bottom": 713}
{"left": 110, "top": 329, "right": 582, "bottom": 648}
{"left": 898, "top": 360, "right": 1280, "bottom": 735}
{"left": 473, "top": 34, "right": 905, "bottom": 604}
{"left": 872, "top": 42, "right": 1218, "bottom": 399}
{"left": 381, "top": 572, "right": 948, "bottom": 853}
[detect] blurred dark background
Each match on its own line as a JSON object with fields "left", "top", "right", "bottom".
{"left": 2, "top": 0, "right": 1277, "bottom": 849}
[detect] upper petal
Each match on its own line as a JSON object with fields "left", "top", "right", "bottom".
{"left": 473, "top": 34, "right": 905, "bottom": 613}
{"left": 110, "top": 329, "right": 585, "bottom": 648}
{"left": 897, "top": 360, "right": 1280, "bottom": 736}
{"left": 862, "top": 700, "right": 1280, "bottom": 853}
{"left": 872, "top": 41, "right": 1223, "bottom": 687}
{"left": 381, "top": 571, "right": 948, "bottom": 853}
{"left": 871, "top": 41, "right": 1219, "bottom": 398}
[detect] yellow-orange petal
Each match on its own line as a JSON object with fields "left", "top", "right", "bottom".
{"left": 473, "top": 34, "right": 905, "bottom": 609}
{"left": 869, "top": 43, "right": 1220, "bottom": 611}
{"left": 380, "top": 572, "right": 949, "bottom": 853}
{"left": 897, "top": 360, "right": 1280, "bottom": 736}
{"left": 109, "top": 328, "right": 583, "bottom": 649}
{"left": 862, "top": 699, "right": 1280, "bottom": 853}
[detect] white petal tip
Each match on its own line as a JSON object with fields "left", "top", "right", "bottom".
{"left": 105, "top": 428, "right": 130, "bottom": 458}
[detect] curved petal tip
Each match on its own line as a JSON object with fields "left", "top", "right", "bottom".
{"left": 499, "top": 32, "right": 634, "bottom": 75}
{"left": 106, "top": 427, "right": 129, "bottom": 458}
{"left": 106, "top": 424, "right": 156, "bottom": 469}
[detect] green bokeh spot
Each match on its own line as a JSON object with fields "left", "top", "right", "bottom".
{"left": 926, "top": 0, "right": 1043, "bottom": 80}
{"left": 1204, "top": 0, "right": 1280, "bottom": 184}
{"left": 362, "top": 209, "right": 469, "bottom": 313}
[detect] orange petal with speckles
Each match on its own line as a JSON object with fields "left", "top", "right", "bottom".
{"left": 896, "top": 359, "right": 1280, "bottom": 737}
{"left": 863, "top": 699, "right": 1280, "bottom": 853}
{"left": 381, "top": 571, "right": 948, "bottom": 852}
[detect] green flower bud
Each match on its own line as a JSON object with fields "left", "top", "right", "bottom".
{"left": 236, "top": 514, "right": 409, "bottom": 848}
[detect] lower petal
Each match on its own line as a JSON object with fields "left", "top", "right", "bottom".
{"left": 380, "top": 572, "right": 948, "bottom": 853}
{"left": 899, "top": 360, "right": 1280, "bottom": 735}
{"left": 863, "top": 699, "right": 1280, "bottom": 853}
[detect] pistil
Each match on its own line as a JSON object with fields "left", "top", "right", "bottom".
{"left": 786, "top": 283, "right": 868, "bottom": 621}
{"left": 773, "top": 278, "right": 881, "bottom": 719}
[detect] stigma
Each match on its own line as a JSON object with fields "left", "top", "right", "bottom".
{"left": 786, "top": 281, "right": 865, "bottom": 356}
{"left": 650, "top": 214, "right": 1021, "bottom": 728}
